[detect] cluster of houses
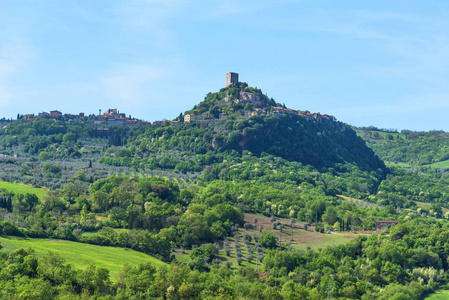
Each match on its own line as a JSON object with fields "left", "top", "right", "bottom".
{"left": 0, "top": 153, "right": 18, "bottom": 160}
{"left": 22, "top": 108, "right": 143, "bottom": 127}
{"left": 375, "top": 220, "right": 399, "bottom": 230}
{"left": 183, "top": 99, "right": 337, "bottom": 124}
{"left": 20, "top": 110, "right": 83, "bottom": 121}
{"left": 37, "top": 110, "right": 84, "bottom": 119}
{"left": 229, "top": 91, "right": 263, "bottom": 107}
{"left": 93, "top": 108, "right": 139, "bottom": 126}
{"left": 183, "top": 72, "right": 338, "bottom": 124}
{"left": 22, "top": 110, "right": 84, "bottom": 122}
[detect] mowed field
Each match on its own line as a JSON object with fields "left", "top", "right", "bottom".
{"left": 376, "top": 131, "right": 406, "bottom": 140}
{"left": 243, "top": 213, "right": 359, "bottom": 250}
{"left": 425, "top": 290, "right": 449, "bottom": 299}
{"left": 0, "top": 181, "right": 48, "bottom": 200}
{"left": 385, "top": 161, "right": 412, "bottom": 168}
{"left": 425, "top": 159, "right": 449, "bottom": 169}
{"left": 0, "top": 237, "right": 165, "bottom": 279}
{"left": 174, "top": 213, "right": 360, "bottom": 269}
{"left": 415, "top": 201, "right": 449, "bottom": 215}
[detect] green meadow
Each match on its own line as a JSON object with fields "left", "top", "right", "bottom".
{"left": 425, "top": 159, "right": 449, "bottom": 169}
{"left": 0, "top": 237, "right": 165, "bottom": 279}
{"left": 415, "top": 201, "right": 449, "bottom": 214}
{"left": 0, "top": 181, "right": 48, "bottom": 200}
{"left": 385, "top": 161, "right": 412, "bottom": 168}
{"left": 425, "top": 290, "right": 449, "bottom": 299}
{"left": 376, "top": 131, "right": 406, "bottom": 140}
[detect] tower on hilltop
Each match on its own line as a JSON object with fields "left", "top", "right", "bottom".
{"left": 225, "top": 72, "right": 239, "bottom": 88}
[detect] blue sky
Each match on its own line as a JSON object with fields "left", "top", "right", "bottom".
{"left": 0, "top": 0, "right": 448, "bottom": 131}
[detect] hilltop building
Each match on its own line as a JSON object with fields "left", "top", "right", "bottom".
{"left": 103, "top": 108, "right": 126, "bottom": 119}
{"left": 179, "top": 73, "right": 339, "bottom": 127}
{"left": 50, "top": 110, "right": 62, "bottom": 116}
{"left": 38, "top": 112, "right": 50, "bottom": 117}
{"left": 376, "top": 220, "right": 399, "bottom": 230}
{"left": 184, "top": 114, "right": 196, "bottom": 123}
{"left": 225, "top": 72, "right": 239, "bottom": 88}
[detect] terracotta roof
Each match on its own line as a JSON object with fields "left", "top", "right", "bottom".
{"left": 376, "top": 220, "right": 399, "bottom": 223}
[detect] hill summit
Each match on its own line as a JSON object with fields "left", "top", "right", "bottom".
{"left": 182, "top": 72, "right": 338, "bottom": 127}
{"left": 164, "top": 73, "right": 385, "bottom": 173}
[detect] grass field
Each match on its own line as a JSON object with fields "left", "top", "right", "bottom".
{"left": 0, "top": 181, "right": 48, "bottom": 200}
{"left": 424, "top": 290, "right": 449, "bottom": 299}
{"left": 425, "top": 159, "right": 449, "bottom": 169}
{"left": 0, "top": 237, "right": 165, "bottom": 279}
{"left": 376, "top": 131, "right": 406, "bottom": 140}
{"left": 243, "top": 213, "right": 359, "bottom": 251}
{"left": 82, "top": 228, "right": 129, "bottom": 238}
{"left": 174, "top": 213, "right": 361, "bottom": 269}
{"left": 385, "top": 161, "right": 412, "bottom": 168}
{"left": 415, "top": 201, "right": 449, "bottom": 214}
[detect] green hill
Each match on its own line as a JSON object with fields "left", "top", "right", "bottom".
{"left": 0, "top": 236, "right": 165, "bottom": 279}
{"left": 2, "top": 79, "right": 449, "bottom": 299}
{"left": 356, "top": 127, "right": 449, "bottom": 167}
{"left": 0, "top": 81, "right": 386, "bottom": 201}
{"left": 98, "top": 84, "right": 386, "bottom": 200}
{"left": 182, "top": 83, "right": 385, "bottom": 172}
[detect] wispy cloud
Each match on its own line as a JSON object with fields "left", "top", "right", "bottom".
{"left": 289, "top": 9, "right": 449, "bottom": 85}
{"left": 202, "top": 0, "right": 302, "bottom": 19}
{"left": 332, "top": 93, "right": 449, "bottom": 118}
{"left": 116, "top": 0, "right": 188, "bottom": 49}
{"left": 353, "top": 10, "right": 449, "bottom": 28}
{"left": 365, "top": 36, "right": 449, "bottom": 83}
{"left": 0, "top": 44, "right": 33, "bottom": 108}
{"left": 100, "top": 64, "right": 171, "bottom": 106}
{"left": 311, "top": 23, "right": 409, "bottom": 42}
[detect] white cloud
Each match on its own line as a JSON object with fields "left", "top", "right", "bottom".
{"left": 100, "top": 64, "right": 171, "bottom": 106}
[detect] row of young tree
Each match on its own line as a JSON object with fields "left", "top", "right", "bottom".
{"left": 1, "top": 216, "right": 448, "bottom": 299}
{"left": 0, "top": 169, "right": 426, "bottom": 263}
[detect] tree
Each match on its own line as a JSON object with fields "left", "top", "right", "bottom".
{"left": 38, "top": 151, "right": 51, "bottom": 161}
{"left": 333, "top": 221, "right": 340, "bottom": 230}
{"left": 24, "top": 193, "right": 39, "bottom": 211}
{"left": 42, "top": 163, "right": 62, "bottom": 177}
{"left": 261, "top": 233, "right": 277, "bottom": 249}
{"left": 178, "top": 213, "right": 212, "bottom": 246}
{"left": 92, "top": 190, "right": 109, "bottom": 212}
{"left": 80, "top": 204, "right": 91, "bottom": 226}
{"left": 62, "top": 183, "right": 78, "bottom": 201}
{"left": 430, "top": 203, "right": 443, "bottom": 218}
{"left": 38, "top": 251, "right": 66, "bottom": 284}
{"left": 190, "top": 244, "right": 218, "bottom": 261}
{"left": 63, "top": 132, "right": 77, "bottom": 143}
{"left": 322, "top": 206, "right": 339, "bottom": 226}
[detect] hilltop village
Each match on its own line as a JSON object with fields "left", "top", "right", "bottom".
{"left": 183, "top": 72, "right": 338, "bottom": 125}
{"left": 4, "top": 73, "right": 338, "bottom": 130}
{"left": 16, "top": 108, "right": 140, "bottom": 126}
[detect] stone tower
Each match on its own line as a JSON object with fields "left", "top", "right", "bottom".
{"left": 225, "top": 72, "right": 239, "bottom": 88}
